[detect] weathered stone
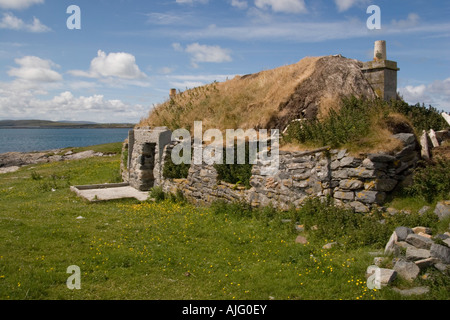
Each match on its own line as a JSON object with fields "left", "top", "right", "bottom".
{"left": 415, "top": 258, "right": 438, "bottom": 270}
{"left": 418, "top": 232, "right": 432, "bottom": 239}
{"left": 339, "top": 157, "right": 361, "bottom": 168}
{"left": 293, "top": 180, "right": 309, "bottom": 189}
{"left": 355, "top": 190, "right": 386, "bottom": 204}
{"left": 435, "top": 233, "right": 450, "bottom": 240}
{"left": 349, "top": 201, "right": 369, "bottom": 213}
{"left": 396, "top": 241, "right": 415, "bottom": 250}
{"left": 418, "top": 206, "right": 431, "bottom": 215}
{"left": 444, "top": 238, "right": 450, "bottom": 247}
{"left": 330, "top": 160, "right": 340, "bottom": 170}
{"left": 405, "top": 247, "right": 431, "bottom": 261}
{"left": 434, "top": 200, "right": 450, "bottom": 221}
{"left": 333, "top": 191, "right": 354, "bottom": 201}
{"left": 295, "top": 235, "right": 308, "bottom": 245}
{"left": 420, "top": 130, "right": 430, "bottom": 160}
{"left": 348, "top": 168, "right": 379, "bottom": 179}
{"left": 406, "top": 233, "right": 434, "bottom": 250}
{"left": 392, "top": 133, "right": 416, "bottom": 146}
{"left": 384, "top": 231, "right": 398, "bottom": 255}
{"left": 429, "top": 129, "right": 440, "bottom": 148}
{"left": 395, "top": 145, "right": 416, "bottom": 160}
{"left": 386, "top": 207, "right": 399, "bottom": 215}
{"left": 392, "top": 286, "right": 429, "bottom": 296}
{"left": 336, "top": 149, "right": 347, "bottom": 160}
{"left": 373, "top": 257, "right": 387, "bottom": 266}
{"left": 292, "top": 172, "right": 311, "bottom": 180}
{"left": 372, "top": 179, "right": 398, "bottom": 192}
{"left": 434, "top": 263, "right": 449, "bottom": 273}
{"left": 395, "top": 226, "right": 414, "bottom": 242}
{"left": 366, "top": 266, "right": 397, "bottom": 288}
{"left": 339, "top": 179, "right": 364, "bottom": 190}
{"left": 394, "top": 259, "right": 420, "bottom": 281}
{"left": 412, "top": 226, "right": 432, "bottom": 236}
{"left": 331, "top": 169, "right": 348, "bottom": 179}
{"left": 367, "top": 153, "right": 396, "bottom": 163}
{"left": 430, "top": 243, "right": 450, "bottom": 264}
{"left": 322, "top": 242, "right": 337, "bottom": 249}
{"left": 362, "top": 158, "right": 388, "bottom": 170}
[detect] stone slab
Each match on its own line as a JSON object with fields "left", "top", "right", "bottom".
{"left": 70, "top": 184, "right": 150, "bottom": 202}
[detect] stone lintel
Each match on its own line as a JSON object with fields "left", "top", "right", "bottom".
{"left": 362, "top": 60, "right": 400, "bottom": 72}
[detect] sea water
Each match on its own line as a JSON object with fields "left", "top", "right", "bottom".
{"left": 0, "top": 128, "right": 131, "bottom": 153}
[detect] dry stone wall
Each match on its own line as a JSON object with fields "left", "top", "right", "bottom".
{"left": 157, "top": 133, "right": 419, "bottom": 212}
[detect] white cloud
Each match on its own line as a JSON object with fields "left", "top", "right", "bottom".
{"left": 146, "top": 12, "right": 187, "bottom": 25}
{"left": 69, "top": 50, "right": 147, "bottom": 80}
{"left": 168, "top": 74, "right": 234, "bottom": 89}
{"left": 254, "top": 0, "right": 307, "bottom": 14}
{"left": 399, "top": 85, "right": 428, "bottom": 102}
{"left": 429, "top": 78, "right": 450, "bottom": 96}
{"left": 1, "top": 54, "right": 148, "bottom": 122}
{"left": 185, "top": 43, "right": 232, "bottom": 65}
{"left": 0, "top": 0, "right": 43, "bottom": 10}
{"left": 172, "top": 42, "right": 184, "bottom": 52}
{"left": 173, "top": 43, "right": 232, "bottom": 68}
{"left": 169, "top": 18, "right": 450, "bottom": 44}
{"left": 0, "top": 85, "right": 146, "bottom": 122}
{"left": 8, "top": 56, "right": 62, "bottom": 82}
{"left": 0, "top": 12, "right": 51, "bottom": 32}
{"left": 392, "top": 13, "right": 420, "bottom": 28}
{"left": 158, "top": 67, "right": 175, "bottom": 75}
{"left": 176, "top": 0, "right": 209, "bottom": 4}
{"left": 399, "top": 78, "right": 450, "bottom": 113}
{"left": 334, "top": 0, "right": 368, "bottom": 12}
{"left": 231, "top": 0, "right": 248, "bottom": 10}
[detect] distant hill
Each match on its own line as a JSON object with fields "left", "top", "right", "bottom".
{"left": 0, "top": 120, "right": 134, "bottom": 129}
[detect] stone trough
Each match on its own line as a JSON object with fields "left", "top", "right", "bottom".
{"left": 70, "top": 183, "right": 150, "bottom": 202}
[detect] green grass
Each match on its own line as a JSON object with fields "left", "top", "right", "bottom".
{"left": 49, "top": 142, "right": 124, "bottom": 156}
{"left": 0, "top": 148, "right": 449, "bottom": 300}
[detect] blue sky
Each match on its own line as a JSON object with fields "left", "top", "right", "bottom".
{"left": 0, "top": 0, "right": 449, "bottom": 123}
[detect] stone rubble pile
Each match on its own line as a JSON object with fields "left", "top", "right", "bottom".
{"left": 365, "top": 222, "right": 450, "bottom": 293}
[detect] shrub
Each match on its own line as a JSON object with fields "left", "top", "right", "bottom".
{"left": 31, "top": 171, "right": 42, "bottom": 180}
{"left": 162, "top": 147, "right": 190, "bottom": 179}
{"left": 167, "top": 189, "right": 187, "bottom": 204}
{"left": 283, "top": 96, "right": 380, "bottom": 148}
{"left": 282, "top": 96, "right": 448, "bottom": 150}
{"left": 214, "top": 141, "right": 254, "bottom": 189}
{"left": 210, "top": 200, "right": 253, "bottom": 218}
{"left": 390, "top": 100, "right": 449, "bottom": 133}
{"left": 292, "top": 197, "right": 387, "bottom": 248}
{"left": 405, "top": 158, "right": 450, "bottom": 203}
{"left": 149, "top": 186, "right": 166, "bottom": 202}
{"left": 292, "top": 197, "right": 438, "bottom": 249}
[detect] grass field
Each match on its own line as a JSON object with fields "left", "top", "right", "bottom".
{"left": 0, "top": 144, "right": 449, "bottom": 300}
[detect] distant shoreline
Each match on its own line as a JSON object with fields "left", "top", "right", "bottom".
{"left": 0, "top": 120, "right": 135, "bottom": 129}
{"left": 0, "top": 126, "right": 134, "bottom": 129}
{"left": 0, "top": 141, "right": 123, "bottom": 172}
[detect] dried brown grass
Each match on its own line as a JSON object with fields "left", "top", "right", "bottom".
{"left": 138, "top": 56, "right": 322, "bottom": 133}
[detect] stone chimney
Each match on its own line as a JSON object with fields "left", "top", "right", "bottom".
{"left": 362, "top": 41, "right": 400, "bottom": 101}
{"left": 373, "top": 40, "right": 387, "bottom": 61}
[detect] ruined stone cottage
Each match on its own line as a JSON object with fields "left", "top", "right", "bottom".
{"left": 120, "top": 41, "right": 417, "bottom": 212}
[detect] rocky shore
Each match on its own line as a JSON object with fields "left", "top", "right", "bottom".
{"left": 0, "top": 149, "right": 111, "bottom": 174}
